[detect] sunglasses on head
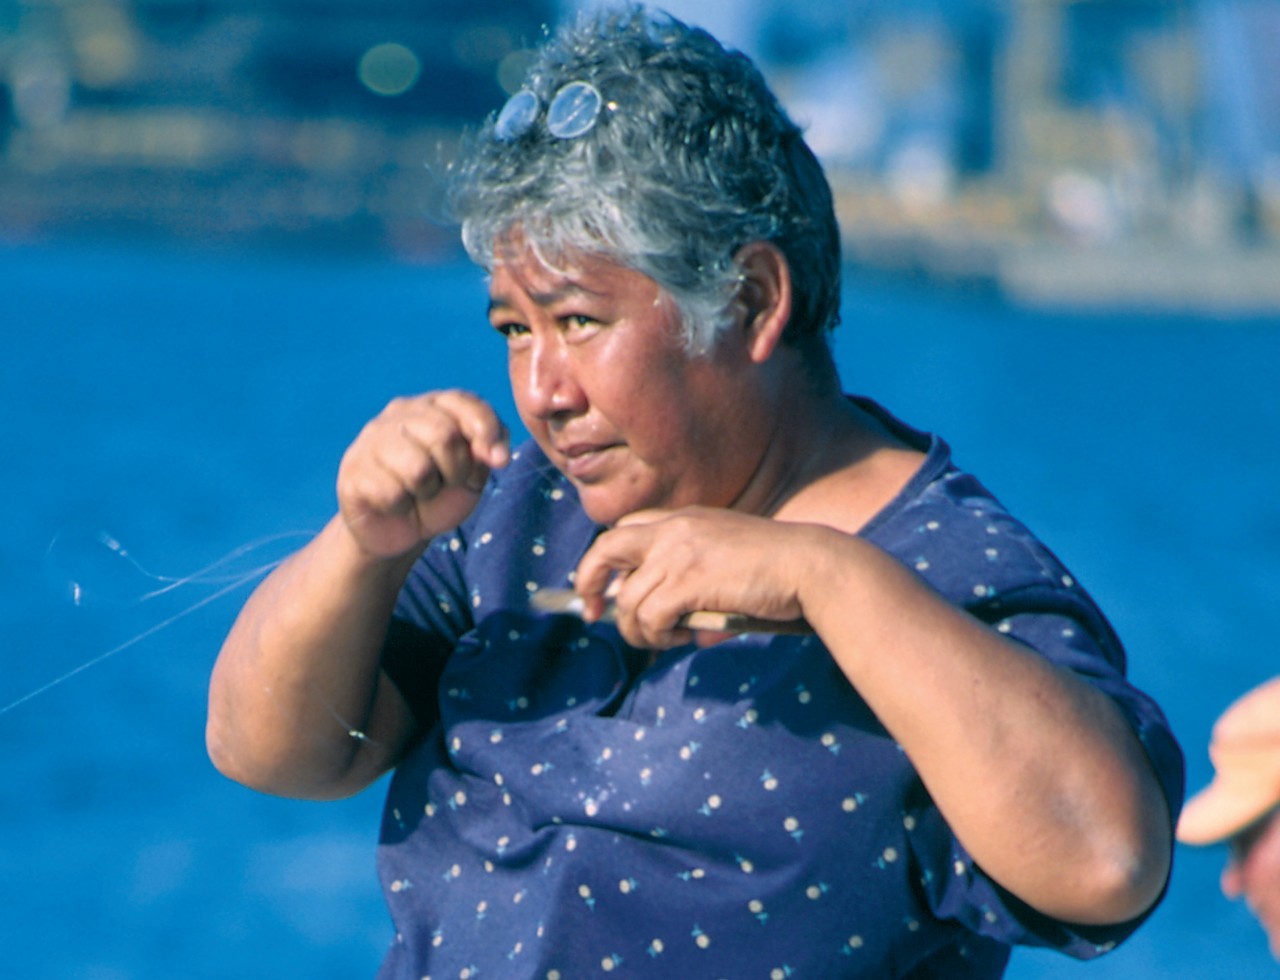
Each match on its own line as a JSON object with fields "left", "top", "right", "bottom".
{"left": 494, "top": 80, "right": 610, "bottom": 141}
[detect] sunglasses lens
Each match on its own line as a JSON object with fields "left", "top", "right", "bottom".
{"left": 547, "top": 81, "right": 602, "bottom": 139}
{"left": 495, "top": 90, "right": 540, "bottom": 141}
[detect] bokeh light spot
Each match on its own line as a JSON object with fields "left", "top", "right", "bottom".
{"left": 358, "top": 42, "right": 420, "bottom": 97}
{"left": 497, "top": 49, "right": 536, "bottom": 95}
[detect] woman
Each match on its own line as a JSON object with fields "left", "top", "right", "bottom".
{"left": 207, "top": 7, "right": 1182, "bottom": 977}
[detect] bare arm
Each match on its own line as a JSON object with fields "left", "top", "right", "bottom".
{"left": 206, "top": 518, "right": 419, "bottom": 799}
{"left": 573, "top": 508, "right": 1173, "bottom": 926}
{"left": 206, "top": 390, "right": 509, "bottom": 800}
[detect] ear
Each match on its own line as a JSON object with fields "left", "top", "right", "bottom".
{"left": 731, "top": 241, "right": 792, "bottom": 364}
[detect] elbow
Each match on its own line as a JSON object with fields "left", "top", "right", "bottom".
{"left": 206, "top": 719, "right": 243, "bottom": 783}
{"left": 204, "top": 672, "right": 311, "bottom": 796}
{"left": 1007, "top": 770, "right": 1175, "bottom": 927}
{"left": 205, "top": 665, "right": 279, "bottom": 793}
{"left": 1058, "top": 808, "right": 1174, "bottom": 926}
{"left": 205, "top": 701, "right": 374, "bottom": 801}
{"left": 205, "top": 704, "right": 307, "bottom": 798}
{"left": 1074, "top": 843, "right": 1171, "bottom": 926}
{"left": 205, "top": 710, "right": 277, "bottom": 794}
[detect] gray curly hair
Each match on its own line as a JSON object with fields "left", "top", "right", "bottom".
{"left": 447, "top": 4, "right": 841, "bottom": 353}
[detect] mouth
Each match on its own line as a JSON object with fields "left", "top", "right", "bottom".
{"left": 555, "top": 440, "right": 622, "bottom": 481}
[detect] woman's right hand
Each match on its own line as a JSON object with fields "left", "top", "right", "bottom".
{"left": 336, "top": 390, "right": 510, "bottom": 560}
{"left": 208, "top": 388, "right": 505, "bottom": 797}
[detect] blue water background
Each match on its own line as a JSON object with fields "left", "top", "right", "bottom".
{"left": 2, "top": 239, "right": 1278, "bottom": 978}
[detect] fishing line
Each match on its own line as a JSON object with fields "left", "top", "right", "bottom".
{"left": 3, "top": 457, "right": 568, "bottom": 721}
{"left": 42, "top": 526, "right": 312, "bottom": 609}
{"left": 0, "top": 528, "right": 315, "bottom": 717}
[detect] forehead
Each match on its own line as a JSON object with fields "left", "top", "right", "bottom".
{"left": 486, "top": 244, "right": 660, "bottom": 306}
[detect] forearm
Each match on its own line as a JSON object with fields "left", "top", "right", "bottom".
{"left": 800, "top": 531, "right": 1172, "bottom": 925}
{"left": 573, "top": 511, "right": 1173, "bottom": 922}
{"left": 206, "top": 515, "right": 419, "bottom": 799}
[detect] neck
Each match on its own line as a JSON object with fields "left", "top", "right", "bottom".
{"left": 728, "top": 384, "right": 868, "bottom": 519}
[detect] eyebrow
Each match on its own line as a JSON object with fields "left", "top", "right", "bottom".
{"left": 487, "top": 280, "right": 608, "bottom": 316}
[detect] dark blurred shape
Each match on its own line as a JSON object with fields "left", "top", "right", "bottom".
{"left": 244, "top": 1, "right": 519, "bottom": 124}
{"left": 0, "top": 0, "right": 1277, "bottom": 310}
{"left": 0, "top": 0, "right": 553, "bottom": 257}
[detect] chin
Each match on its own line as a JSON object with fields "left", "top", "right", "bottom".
{"left": 576, "top": 485, "right": 664, "bottom": 526}
{"left": 578, "top": 496, "right": 635, "bottom": 527}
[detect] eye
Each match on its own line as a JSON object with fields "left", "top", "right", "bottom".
{"left": 560, "top": 313, "right": 607, "bottom": 341}
{"left": 493, "top": 321, "right": 530, "bottom": 339}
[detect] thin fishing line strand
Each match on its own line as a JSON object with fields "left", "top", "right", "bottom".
{"left": 42, "top": 527, "right": 316, "bottom": 609}
{"left": 0, "top": 564, "right": 278, "bottom": 717}
{"left": 9, "top": 464, "right": 566, "bottom": 715}
{"left": 127, "top": 530, "right": 317, "bottom": 602}
{"left": 493, "top": 455, "right": 567, "bottom": 493}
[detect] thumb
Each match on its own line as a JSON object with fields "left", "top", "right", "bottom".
{"left": 612, "top": 507, "right": 671, "bottom": 529}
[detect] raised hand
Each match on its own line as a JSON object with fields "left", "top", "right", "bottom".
{"left": 336, "top": 390, "right": 510, "bottom": 560}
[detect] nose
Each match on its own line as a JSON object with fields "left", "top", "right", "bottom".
{"left": 1221, "top": 858, "right": 1245, "bottom": 899}
{"left": 516, "top": 332, "right": 585, "bottom": 421}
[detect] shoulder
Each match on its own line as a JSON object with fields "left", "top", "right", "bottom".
{"left": 846, "top": 398, "right": 1073, "bottom": 600}
{"left": 874, "top": 466, "right": 1081, "bottom": 606}
{"left": 847, "top": 401, "right": 1125, "bottom": 655}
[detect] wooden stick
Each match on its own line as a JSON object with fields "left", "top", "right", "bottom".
{"left": 530, "top": 588, "right": 812, "bottom": 636}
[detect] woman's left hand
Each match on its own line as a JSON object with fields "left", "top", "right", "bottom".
{"left": 573, "top": 507, "right": 828, "bottom": 649}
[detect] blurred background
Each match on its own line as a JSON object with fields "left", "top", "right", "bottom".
{"left": 3, "top": 0, "right": 1279, "bottom": 303}
{"left": 2, "top": 0, "right": 1278, "bottom": 977}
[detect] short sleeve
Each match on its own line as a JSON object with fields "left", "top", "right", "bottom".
{"left": 381, "top": 525, "right": 474, "bottom": 722}
{"left": 905, "top": 786, "right": 1157, "bottom": 959}
{"left": 865, "top": 458, "right": 1184, "bottom": 958}
{"left": 901, "top": 602, "right": 1182, "bottom": 958}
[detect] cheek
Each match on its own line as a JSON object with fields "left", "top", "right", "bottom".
{"left": 586, "top": 357, "right": 684, "bottom": 442}
{"left": 1253, "top": 829, "right": 1280, "bottom": 886}
{"left": 1237, "top": 822, "right": 1280, "bottom": 903}
{"left": 506, "top": 358, "right": 539, "bottom": 425}
{"left": 603, "top": 353, "right": 711, "bottom": 438}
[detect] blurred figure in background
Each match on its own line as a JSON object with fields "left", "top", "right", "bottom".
{"left": 1178, "top": 676, "right": 1280, "bottom": 959}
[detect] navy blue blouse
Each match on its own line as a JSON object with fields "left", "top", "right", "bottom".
{"left": 376, "top": 398, "right": 1183, "bottom": 979}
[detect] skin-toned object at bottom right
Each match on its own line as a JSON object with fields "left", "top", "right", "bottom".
{"left": 1177, "top": 676, "right": 1280, "bottom": 958}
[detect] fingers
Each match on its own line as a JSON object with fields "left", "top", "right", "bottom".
{"left": 337, "top": 390, "right": 510, "bottom": 557}
{"left": 611, "top": 508, "right": 668, "bottom": 529}
{"left": 575, "top": 515, "right": 698, "bottom": 650}
{"left": 385, "top": 409, "right": 480, "bottom": 496}
{"left": 427, "top": 389, "right": 511, "bottom": 471}
{"left": 574, "top": 509, "right": 811, "bottom": 650}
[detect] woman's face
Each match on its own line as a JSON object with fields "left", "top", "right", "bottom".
{"left": 487, "top": 246, "right": 769, "bottom": 526}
